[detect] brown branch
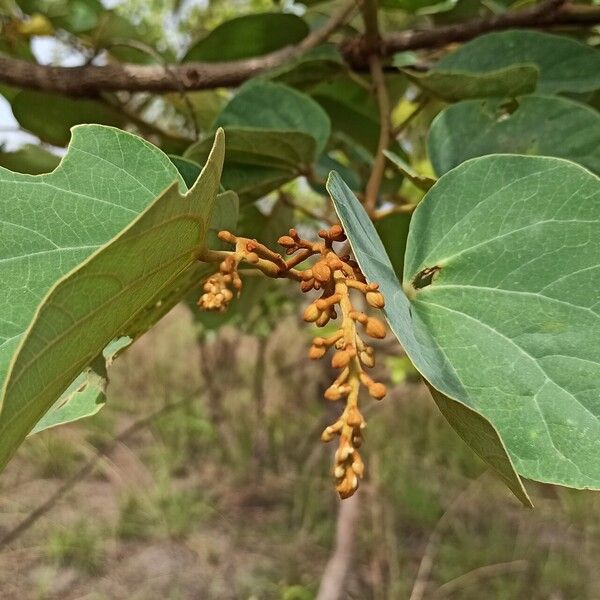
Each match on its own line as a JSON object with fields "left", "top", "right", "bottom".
{"left": 0, "top": 2, "right": 598, "bottom": 95}
{"left": 0, "top": 1, "right": 357, "bottom": 96}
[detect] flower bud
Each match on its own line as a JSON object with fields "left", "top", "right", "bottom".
{"left": 331, "top": 350, "right": 351, "bottom": 369}
{"left": 303, "top": 303, "right": 320, "bottom": 322}
{"left": 346, "top": 406, "right": 364, "bottom": 428}
{"left": 365, "top": 317, "right": 386, "bottom": 339}
{"left": 301, "top": 278, "right": 315, "bottom": 293}
{"left": 368, "top": 382, "right": 387, "bottom": 400}
{"left": 359, "top": 350, "right": 375, "bottom": 368}
{"left": 309, "top": 345, "right": 326, "bottom": 359}
{"left": 313, "top": 261, "right": 332, "bottom": 283}
{"left": 324, "top": 385, "right": 343, "bottom": 401}
{"left": 278, "top": 235, "right": 295, "bottom": 247}
{"left": 366, "top": 291, "right": 385, "bottom": 308}
{"left": 329, "top": 225, "right": 346, "bottom": 241}
{"left": 316, "top": 311, "right": 330, "bottom": 327}
{"left": 351, "top": 453, "right": 365, "bottom": 478}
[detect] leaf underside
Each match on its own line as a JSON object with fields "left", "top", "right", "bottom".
{"left": 0, "top": 125, "right": 226, "bottom": 469}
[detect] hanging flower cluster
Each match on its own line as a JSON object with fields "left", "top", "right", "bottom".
{"left": 198, "top": 225, "right": 387, "bottom": 498}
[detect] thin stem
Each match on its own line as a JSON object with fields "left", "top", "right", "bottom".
{"left": 361, "top": 0, "right": 391, "bottom": 216}
{"left": 364, "top": 53, "right": 391, "bottom": 215}
{"left": 392, "top": 95, "right": 430, "bottom": 138}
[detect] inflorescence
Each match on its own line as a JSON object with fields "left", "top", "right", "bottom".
{"left": 198, "top": 225, "right": 387, "bottom": 498}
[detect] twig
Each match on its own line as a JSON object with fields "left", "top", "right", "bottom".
{"left": 103, "top": 39, "right": 201, "bottom": 139}
{"left": 364, "top": 53, "right": 391, "bottom": 215}
{"left": 0, "top": 2, "right": 596, "bottom": 95}
{"left": 361, "top": 0, "right": 391, "bottom": 215}
{"left": 432, "top": 560, "right": 529, "bottom": 597}
{"left": 0, "top": 388, "right": 204, "bottom": 549}
{"left": 392, "top": 95, "right": 430, "bottom": 138}
{"left": 280, "top": 191, "right": 334, "bottom": 225}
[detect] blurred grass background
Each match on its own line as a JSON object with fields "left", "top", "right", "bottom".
{"left": 0, "top": 304, "right": 598, "bottom": 599}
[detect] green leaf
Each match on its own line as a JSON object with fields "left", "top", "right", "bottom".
{"left": 400, "top": 155, "right": 600, "bottom": 491}
{"left": 432, "top": 30, "right": 600, "bottom": 96}
{"left": 404, "top": 65, "right": 538, "bottom": 102}
{"left": 187, "top": 128, "right": 316, "bottom": 171}
{"left": 29, "top": 336, "right": 131, "bottom": 435}
{"left": 17, "top": 0, "right": 102, "bottom": 33}
{"left": 216, "top": 81, "right": 331, "bottom": 156}
{"left": 428, "top": 95, "right": 600, "bottom": 176}
{"left": 327, "top": 170, "right": 532, "bottom": 506}
{"left": 0, "top": 144, "right": 60, "bottom": 175}
{"left": 10, "top": 90, "right": 124, "bottom": 146}
{"left": 374, "top": 210, "right": 412, "bottom": 278}
{"left": 267, "top": 44, "right": 346, "bottom": 90}
{"left": 310, "top": 76, "right": 382, "bottom": 153}
{"left": 186, "top": 127, "right": 316, "bottom": 202}
{"left": 384, "top": 150, "right": 436, "bottom": 190}
{"left": 0, "top": 125, "right": 225, "bottom": 470}
{"left": 169, "top": 155, "right": 204, "bottom": 188}
{"left": 183, "top": 12, "right": 308, "bottom": 62}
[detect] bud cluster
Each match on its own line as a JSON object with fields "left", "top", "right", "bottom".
{"left": 287, "top": 226, "right": 387, "bottom": 498}
{"left": 198, "top": 254, "right": 241, "bottom": 311}
{"left": 198, "top": 224, "right": 387, "bottom": 499}
{"left": 198, "top": 231, "right": 287, "bottom": 311}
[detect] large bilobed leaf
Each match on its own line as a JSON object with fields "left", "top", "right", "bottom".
{"left": 429, "top": 95, "right": 600, "bottom": 176}
{"left": 0, "top": 125, "right": 225, "bottom": 469}
{"left": 330, "top": 154, "right": 600, "bottom": 500}
{"left": 216, "top": 81, "right": 331, "bottom": 156}
{"left": 183, "top": 13, "right": 308, "bottom": 62}
{"left": 404, "top": 66, "right": 538, "bottom": 102}
{"left": 10, "top": 90, "right": 125, "bottom": 146}
{"left": 327, "top": 171, "right": 531, "bottom": 506}
{"left": 431, "top": 30, "right": 600, "bottom": 96}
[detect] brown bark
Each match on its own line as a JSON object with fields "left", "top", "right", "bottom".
{"left": 0, "top": 3, "right": 598, "bottom": 96}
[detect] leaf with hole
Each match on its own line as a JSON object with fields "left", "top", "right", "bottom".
{"left": 328, "top": 170, "right": 531, "bottom": 506}
{"left": 329, "top": 154, "right": 600, "bottom": 502}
